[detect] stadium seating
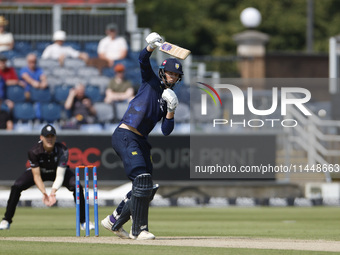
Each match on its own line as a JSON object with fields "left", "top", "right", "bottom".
{"left": 7, "top": 85, "right": 26, "bottom": 103}
{"left": 38, "top": 58, "right": 59, "bottom": 69}
{"left": 63, "top": 76, "right": 87, "bottom": 87}
{"left": 79, "top": 123, "right": 103, "bottom": 132}
{"left": 93, "top": 102, "right": 114, "bottom": 123}
{"left": 63, "top": 41, "right": 81, "bottom": 51}
{"left": 88, "top": 76, "right": 110, "bottom": 93}
{"left": 174, "top": 103, "right": 190, "bottom": 123}
{"left": 77, "top": 66, "right": 100, "bottom": 77}
{"left": 46, "top": 76, "right": 63, "bottom": 92}
{"left": 14, "top": 41, "right": 32, "bottom": 55}
{"left": 52, "top": 67, "right": 77, "bottom": 77}
{"left": 84, "top": 41, "right": 98, "bottom": 57}
{"left": 30, "top": 87, "right": 52, "bottom": 103}
{"left": 0, "top": 102, "right": 9, "bottom": 112}
{"left": 13, "top": 122, "right": 33, "bottom": 132}
{"left": 85, "top": 85, "right": 102, "bottom": 103}
{"left": 12, "top": 57, "right": 27, "bottom": 68}
{"left": 40, "top": 102, "right": 62, "bottom": 122}
{"left": 64, "top": 58, "right": 86, "bottom": 69}
{"left": 0, "top": 42, "right": 149, "bottom": 127}
{"left": 35, "top": 41, "right": 51, "bottom": 54}
{"left": 102, "top": 67, "right": 115, "bottom": 77}
{"left": 1, "top": 50, "right": 18, "bottom": 60}
{"left": 54, "top": 85, "right": 72, "bottom": 104}
{"left": 114, "top": 101, "right": 129, "bottom": 120}
{"left": 13, "top": 102, "right": 35, "bottom": 121}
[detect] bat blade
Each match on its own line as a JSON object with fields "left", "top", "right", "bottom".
{"left": 158, "top": 42, "right": 191, "bottom": 60}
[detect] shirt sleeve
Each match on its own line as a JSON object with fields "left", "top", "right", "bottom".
{"left": 41, "top": 46, "right": 50, "bottom": 59}
{"left": 118, "top": 37, "right": 128, "bottom": 51}
{"left": 65, "top": 47, "right": 80, "bottom": 58}
{"left": 139, "top": 47, "right": 153, "bottom": 81}
{"left": 58, "top": 147, "right": 69, "bottom": 167}
{"left": 19, "top": 67, "right": 28, "bottom": 78}
{"left": 7, "top": 33, "right": 13, "bottom": 43}
{"left": 9, "top": 68, "right": 18, "bottom": 80}
{"left": 97, "top": 38, "right": 106, "bottom": 54}
{"left": 28, "top": 149, "right": 39, "bottom": 168}
{"left": 161, "top": 117, "right": 174, "bottom": 136}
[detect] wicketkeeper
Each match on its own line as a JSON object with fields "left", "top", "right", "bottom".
{"left": 0, "top": 124, "right": 94, "bottom": 231}
{"left": 101, "top": 32, "right": 183, "bottom": 240}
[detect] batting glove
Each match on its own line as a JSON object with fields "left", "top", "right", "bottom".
{"left": 146, "top": 32, "right": 163, "bottom": 49}
{"left": 162, "top": 89, "right": 178, "bottom": 113}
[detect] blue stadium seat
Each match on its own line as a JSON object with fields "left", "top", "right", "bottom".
{"left": 88, "top": 75, "right": 110, "bottom": 94}
{"left": 36, "top": 41, "right": 52, "bottom": 54}
{"left": 84, "top": 41, "right": 98, "bottom": 57}
{"left": 1, "top": 102, "right": 9, "bottom": 112}
{"left": 46, "top": 76, "right": 63, "bottom": 88}
{"left": 114, "top": 101, "right": 129, "bottom": 120}
{"left": 13, "top": 122, "right": 33, "bottom": 132}
{"left": 79, "top": 124, "right": 103, "bottom": 132}
{"left": 64, "top": 58, "right": 86, "bottom": 69}
{"left": 13, "top": 102, "right": 35, "bottom": 121}
{"left": 93, "top": 102, "right": 114, "bottom": 123}
{"left": 7, "top": 85, "right": 26, "bottom": 103}
{"left": 63, "top": 41, "right": 81, "bottom": 51}
{"left": 85, "top": 85, "right": 102, "bottom": 103}
{"left": 114, "top": 59, "right": 138, "bottom": 69}
{"left": 127, "top": 50, "right": 139, "bottom": 61}
{"left": 14, "top": 41, "right": 32, "bottom": 55}
{"left": 52, "top": 67, "right": 76, "bottom": 77}
{"left": 38, "top": 59, "right": 59, "bottom": 69}
{"left": 54, "top": 85, "right": 72, "bottom": 103}
{"left": 1, "top": 50, "right": 18, "bottom": 60}
{"left": 77, "top": 66, "right": 100, "bottom": 77}
{"left": 30, "top": 87, "right": 52, "bottom": 103}
{"left": 63, "top": 76, "right": 87, "bottom": 87}
{"left": 12, "top": 57, "right": 27, "bottom": 68}
{"left": 102, "top": 67, "right": 114, "bottom": 77}
{"left": 40, "top": 102, "right": 62, "bottom": 122}
{"left": 125, "top": 69, "right": 141, "bottom": 87}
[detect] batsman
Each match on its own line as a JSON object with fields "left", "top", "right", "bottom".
{"left": 101, "top": 32, "right": 184, "bottom": 240}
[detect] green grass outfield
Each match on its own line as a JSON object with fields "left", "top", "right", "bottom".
{"left": 0, "top": 206, "right": 339, "bottom": 254}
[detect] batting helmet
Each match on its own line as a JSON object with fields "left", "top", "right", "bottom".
{"left": 158, "top": 58, "right": 183, "bottom": 88}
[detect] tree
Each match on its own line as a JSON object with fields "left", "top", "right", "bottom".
{"left": 134, "top": 0, "right": 340, "bottom": 55}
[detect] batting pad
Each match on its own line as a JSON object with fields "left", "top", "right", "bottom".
{"left": 130, "top": 174, "right": 153, "bottom": 236}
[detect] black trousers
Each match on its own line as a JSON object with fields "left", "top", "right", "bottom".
{"left": 2, "top": 168, "right": 85, "bottom": 224}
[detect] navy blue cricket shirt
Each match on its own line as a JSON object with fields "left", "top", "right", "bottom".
{"left": 120, "top": 47, "right": 174, "bottom": 137}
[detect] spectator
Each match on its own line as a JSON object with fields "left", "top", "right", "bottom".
{"left": 0, "top": 55, "right": 25, "bottom": 94}
{"left": 0, "top": 98, "right": 13, "bottom": 130}
{"left": 64, "top": 83, "right": 96, "bottom": 125}
{"left": 42, "top": 30, "right": 89, "bottom": 66}
{"left": 0, "top": 16, "right": 14, "bottom": 52}
{"left": 19, "top": 53, "right": 48, "bottom": 99}
{"left": 89, "top": 23, "right": 128, "bottom": 71}
{"left": 104, "top": 64, "right": 134, "bottom": 104}
{"left": 0, "top": 75, "right": 6, "bottom": 100}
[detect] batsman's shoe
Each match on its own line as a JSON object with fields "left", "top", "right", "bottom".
{"left": 0, "top": 220, "right": 10, "bottom": 230}
{"left": 129, "top": 230, "right": 155, "bottom": 240}
{"left": 80, "top": 221, "right": 95, "bottom": 231}
{"left": 101, "top": 215, "right": 129, "bottom": 239}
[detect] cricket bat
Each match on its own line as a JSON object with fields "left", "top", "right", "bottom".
{"left": 155, "top": 42, "right": 191, "bottom": 60}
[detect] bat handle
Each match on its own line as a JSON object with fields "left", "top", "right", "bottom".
{"left": 155, "top": 42, "right": 163, "bottom": 47}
